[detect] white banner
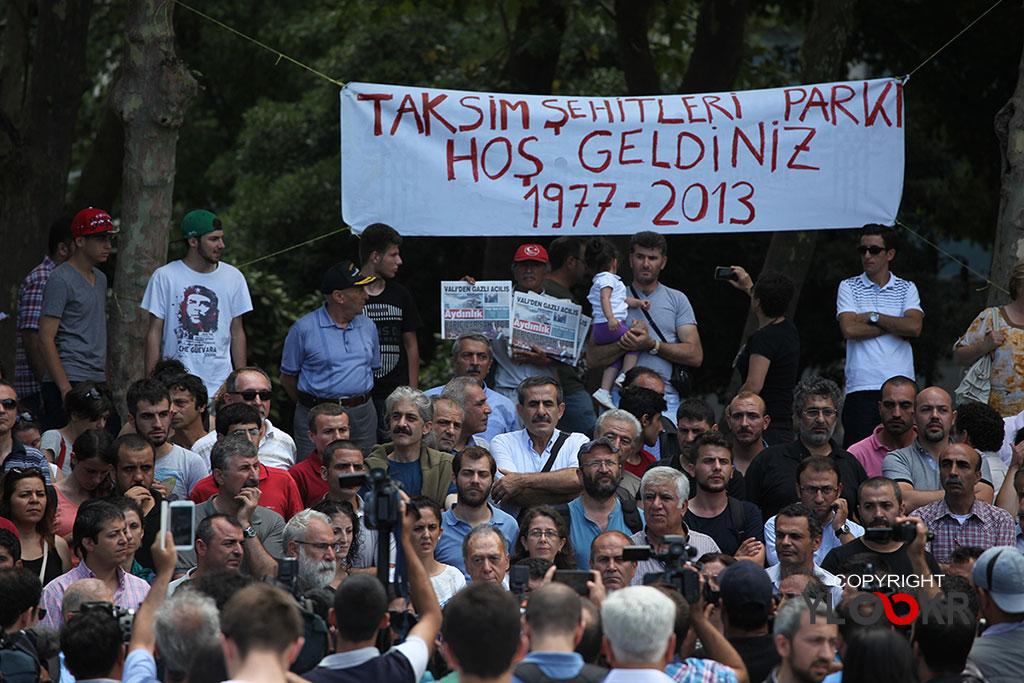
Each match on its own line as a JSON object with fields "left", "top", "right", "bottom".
{"left": 341, "top": 79, "right": 904, "bottom": 236}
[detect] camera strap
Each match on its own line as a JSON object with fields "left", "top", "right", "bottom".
{"left": 541, "top": 431, "right": 570, "bottom": 473}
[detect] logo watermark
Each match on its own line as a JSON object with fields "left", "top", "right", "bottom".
{"left": 804, "top": 574, "right": 974, "bottom": 627}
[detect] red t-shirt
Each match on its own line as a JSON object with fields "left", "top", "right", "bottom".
{"left": 189, "top": 462, "right": 303, "bottom": 521}
{"left": 289, "top": 450, "right": 329, "bottom": 507}
{"left": 624, "top": 449, "right": 658, "bottom": 478}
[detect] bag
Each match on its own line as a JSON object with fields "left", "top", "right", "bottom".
{"left": 514, "top": 662, "right": 609, "bottom": 683}
{"left": 0, "top": 633, "right": 41, "bottom": 683}
{"left": 955, "top": 307, "right": 1000, "bottom": 406}
{"left": 629, "top": 285, "right": 693, "bottom": 396}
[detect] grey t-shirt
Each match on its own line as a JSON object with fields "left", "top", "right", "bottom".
{"left": 625, "top": 281, "right": 698, "bottom": 398}
{"left": 174, "top": 496, "right": 285, "bottom": 575}
{"left": 40, "top": 263, "right": 107, "bottom": 382}
{"left": 882, "top": 439, "right": 994, "bottom": 489}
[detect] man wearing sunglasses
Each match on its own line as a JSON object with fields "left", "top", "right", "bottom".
{"left": 0, "top": 380, "right": 52, "bottom": 483}
{"left": 837, "top": 224, "right": 923, "bottom": 447}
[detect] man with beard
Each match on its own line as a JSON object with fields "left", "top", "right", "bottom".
{"left": 724, "top": 392, "right": 769, "bottom": 476}
{"left": 593, "top": 407, "right": 645, "bottom": 503}
{"left": 126, "top": 378, "right": 206, "bottom": 501}
{"left": 283, "top": 509, "right": 338, "bottom": 592}
{"left": 660, "top": 399, "right": 746, "bottom": 501}
{"left": 175, "top": 435, "right": 284, "bottom": 580}
{"left": 590, "top": 530, "right": 637, "bottom": 592}
{"left": 883, "top": 386, "right": 996, "bottom": 511}
{"left": 765, "top": 456, "right": 863, "bottom": 567}
{"left": 683, "top": 431, "right": 765, "bottom": 564}
{"left": 746, "top": 376, "right": 869, "bottom": 521}
{"left": 911, "top": 443, "right": 1016, "bottom": 565}
{"left": 165, "top": 372, "right": 208, "bottom": 450}
{"left": 142, "top": 209, "right": 252, "bottom": 398}
{"left": 167, "top": 513, "right": 245, "bottom": 593}
{"left": 821, "top": 477, "right": 942, "bottom": 577}
{"left": 491, "top": 377, "right": 589, "bottom": 518}
{"left": 566, "top": 438, "right": 639, "bottom": 570}
{"left": 425, "top": 333, "right": 518, "bottom": 442}
{"left": 765, "top": 598, "right": 838, "bottom": 683}
{"left": 440, "top": 377, "right": 493, "bottom": 451}
{"left": 847, "top": 375, "right": 918, "bottom": 478}
{"left": 435, "top": 445, "right": 519, "bottom": 578}
{"left": 112, "top": 433, "right": 167, "bottom": 570}
{"left": 366, "top": 386, "right": 455, "bottom": 506}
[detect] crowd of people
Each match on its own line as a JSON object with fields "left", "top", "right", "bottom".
{"left": 2, "top": 210, "right": 1024, "bottom": 683}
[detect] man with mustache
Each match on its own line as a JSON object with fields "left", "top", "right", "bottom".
{"left": 820, "top": 476, "right": 942, "bottom": 577}
{"left": 490, "top": 376, "right": 589, "bottom": 518}
{"left": 847, "top": 375, "right": 917, "bottom": 478}
{"left": 882, "top": 386, "right": 996, "bottom": 511}
{"left": 725, "top": 392, "right": 769, "bottom": 476}
{"left": 424, "top": 333, "right": 517, "bottom": 442}
{"left": 283, "top": 509, "right": 338, "bottom": 592}
{"left": 911, "top": 443, "right": 1016, "bottom": 565}
{"left": 141, "top": 210, "right": 252, "bottom": 402}
{"left": 125, "top": 378, "right": 206, "bottom": 502}
{"left": 175, "top": 435, "right": 284, "bottom": 580}
{"left": 566, "top": 437, "right": 639, "bottom": 569}
{"left": 746, "top": 376, "right": 869, "bottom": 521}
{"left": 435, "top": 445, "right": 519, "bottom": 579}
{"left": 765, "top": 503, "right": 843, "bottom": 607}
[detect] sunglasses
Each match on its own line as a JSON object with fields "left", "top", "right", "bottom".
{"left": 0, "top": 399, "right": 17, "bottom": 410}
{"left": 17, "top": 411, "right": 37, "bottom": 423}
{"left": 856, "top": 245, "right": 888, "bottom": 255}
{"left": 230, "top": 390, "right": 273, "bottom": 401}
{"left": 6, "top": 466, "right": 45, "bottom": 478}
{"left": 84, "top": 387, "right": 104, "bottom": 401}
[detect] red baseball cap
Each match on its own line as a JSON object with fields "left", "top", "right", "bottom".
{"left": 71, "top": 208, "right": 117, "bottom": 237}
{"left": 513, "top": 244, "right": 548, "bottom": 263}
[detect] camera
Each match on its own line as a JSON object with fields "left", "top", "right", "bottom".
{"left": 622, "top": 536, "right": 707, "bottom": 604}
{"left": 863, "top": 520, "right": 933, "bottom": 544}
{"left": 79, "top": 601, "right": 135, "bottom": 642}
{"left": 364, "top": 467, "right": 401, "bottom": 530}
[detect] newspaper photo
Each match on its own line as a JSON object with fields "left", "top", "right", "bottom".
{"left": 510, "top": 291, "right": 584, "bottom": 364}
{"left": 440, "top": 280, "right": 513, "bottom": 340}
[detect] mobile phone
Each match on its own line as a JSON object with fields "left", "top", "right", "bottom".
{"left": 277, "top": 557, "right": 298, "bottom": 588}
{"left": 714, "top": 266, "right": 737, "bottom": 281}
{"left": 338, "top": 472, "right": 369, "bottom": 490}
{"left": 161, "top": 500, "right": 196, "bottom": 551}
{"left": 553, "top": 569, "right": 593, "bottom": 596}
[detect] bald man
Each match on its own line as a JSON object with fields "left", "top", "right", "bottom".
{"left": 724, "top": 392, "right": 769, "bottom": 475}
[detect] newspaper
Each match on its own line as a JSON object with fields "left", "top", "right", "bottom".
{"left": 510, "top": 291, "right": 585, "bottom": 364}
{"left": 440, "top": 281, "right": 513, "bottom": 340}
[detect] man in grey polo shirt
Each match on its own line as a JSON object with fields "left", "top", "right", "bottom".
{"left": 882, "top": 386, "right": 994, "bottom": 511}
{"left": 174, "top": 435, "right": 283, "bottom": 579}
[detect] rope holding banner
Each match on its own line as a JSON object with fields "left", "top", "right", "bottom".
{"left": 236, "top": 225, "right": 353, "bottom": 269}
{"left": 904, "top": 0, "right": 1005, "bottom": 80}
{"left": 894, "top": 219, "right": 1009, "bottom": 296}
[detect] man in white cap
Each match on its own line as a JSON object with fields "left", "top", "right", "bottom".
{"left": 968, "top": 546, "right": 1024, "bottom": 682}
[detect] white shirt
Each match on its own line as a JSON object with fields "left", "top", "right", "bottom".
{"left": 190, "top": 418, "right": 296, "bottom": 470}
{"left": 836, "top": 272, "right": 922, "bottom": 393}
{"left": 765, "top": 562, "right": 844, "bottom": 607}
{"left": 628, "top": 528, "right": 721, "bottom": 585}
{"left": 491, "top": 428, "right": 589, "bottom": 517}
{"left": 764, "top": 514, "right": 865, "bottom": 566}
{"left": 588, "top": 271, "right": 629, "bottom": 324}
{"left": 602, "top": 667, "right": 675, "bottom": 683}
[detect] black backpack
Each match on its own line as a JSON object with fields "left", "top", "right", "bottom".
{"left": 514, "top": 662, "right": 608, "bottom": 683}
{"left": 0, "top": 633, "right": 40, "bottom": 683}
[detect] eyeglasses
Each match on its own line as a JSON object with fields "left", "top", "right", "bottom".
{"left": 802, "top": 408, "right": 837, "bottom": 419}
{"left": 799, "top": 485, "right": 837, "bottom": 497}
{"left": 857, "top": 245, "right": 887, "bottom": 255}
{"left": 231, "top": 427, "right": 261, "bottom": 437}
{"left": 0, "top": 399, "right": 17, "bottom": 410}
{"left": 527, "top": 529, "right": 560, "bottom": 540}
{"left": 230, "top": 390, "right": 273, "bottom": 401}
{"left": 582, "top": 460, "right": 619, "bottom": 470}
{"left": 295, "top": 540, "right": 343, "bottom": 552}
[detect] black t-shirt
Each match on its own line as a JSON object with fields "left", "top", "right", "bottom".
{"left": 727, "top": 635, "right": 780, "bottom": 683}
{"left": 734, "top": 319, "right": 799, "bottom": 425}
{"left": 365, "top": 280, "right": 423, "bottom": 398}
{"left": 683, "top": 499, "right": 764, "bottom": 555}
{"left": 819, "top": 536, "right": 942, "bottom": 577}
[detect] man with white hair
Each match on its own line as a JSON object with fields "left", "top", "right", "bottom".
{"left": 366, "top": 386, "right": 455, "bottom": 506}
{"left": 601, "top": 585, "right": 677, "bottom": 680}
{"left": 440, "top": 376, "right": 493, "bottom": 451}
{"left": 284, "top": 509, "right": 338, "bottom": 593}
{"left": 631, "top": 467, "right": 720, "bottom": 585}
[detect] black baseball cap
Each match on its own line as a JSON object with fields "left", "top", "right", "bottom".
{"left": 321, "top": 260, "right": 376, "bottom": 294}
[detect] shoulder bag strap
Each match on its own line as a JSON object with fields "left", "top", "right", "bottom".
{"left": 541, "top": 431, "right": 571, "bottom": 473}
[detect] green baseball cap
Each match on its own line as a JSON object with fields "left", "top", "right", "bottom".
{"left": 181, "top": 210, "right": 223, "bottom": 239}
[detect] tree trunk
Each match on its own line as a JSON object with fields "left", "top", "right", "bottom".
{"left": 499, "top": 0, "right": 568, "bottom": 94}
{"left": 614, "top": 0, "right": 661, "bottom": 95}
{"left": 0, "top": 0, "right": 93, "bottom": 374}
{"left": 109, "top": 0, "right": 197, "bottom": 408}
{"left": 988, "top": 40, "right": 1024, "bottom": 307}
{"left": 727, "top": 0, "right": 856, "bottom": 393}
{"left": 680, "top": 0, "right": 749, "bottom": 94}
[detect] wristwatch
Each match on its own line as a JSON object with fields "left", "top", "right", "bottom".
{"left": 868, "top": 312, "right": 880, "bottom": 325}
{"left": 650, "top": 340, "right": 661, "bottom": 356}
{"left": 837, "top": 523, "right": 851, "bottom": 536}
{"left": 243, "top": 525, "right": 257, "bottom": 539}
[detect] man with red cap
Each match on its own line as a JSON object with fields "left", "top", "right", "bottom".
{"left": 141, "top": 209, "right": 253, "bottom": 399}
{"left": 38, "top": 208, "right": 117, "bottom": 429}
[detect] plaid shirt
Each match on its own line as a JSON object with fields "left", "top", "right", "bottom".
{"left": 15, "top": 255, "right": 56, "bottom": 397}
{"left": 39, "top": 559, "right": 150, "bottom": 629}
{"left": 913, "top": 498, "right": 1017, "bottom": 564}
{"left": 667, "top": 657, "right": 738, "bottom": 683}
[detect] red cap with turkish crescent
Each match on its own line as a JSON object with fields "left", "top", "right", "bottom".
{"left": 513, "top": 244, "right": 549, "bottom": 263}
